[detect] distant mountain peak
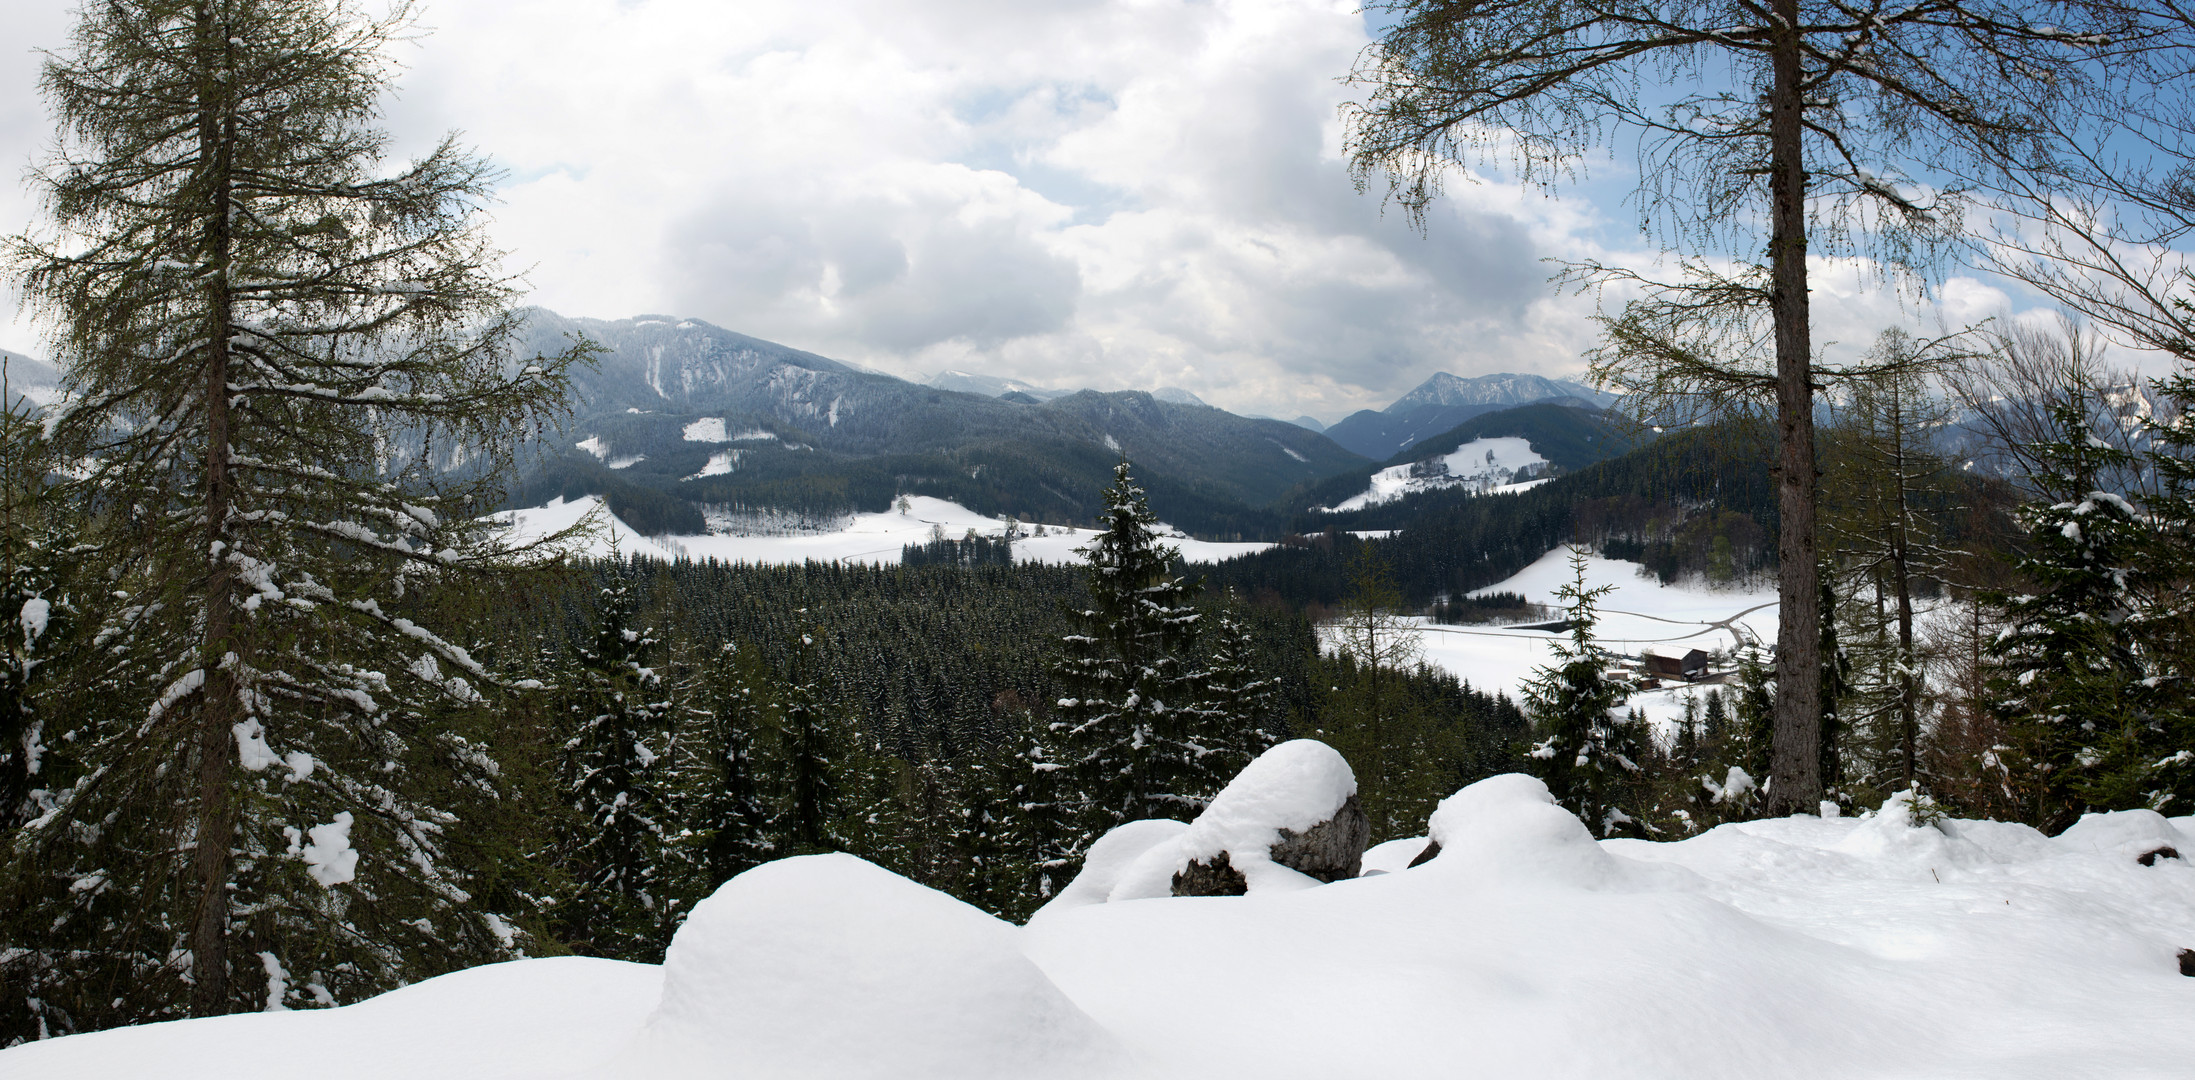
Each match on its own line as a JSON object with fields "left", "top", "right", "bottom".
{"left": 1385, "top": 371, "right": 1613, "bottom": 413}
{"left": 926, "top": 369, "right": 1071, "bottom": 401}
{"left": 1153, "top": 386, "right": 1209, "bottom": 407}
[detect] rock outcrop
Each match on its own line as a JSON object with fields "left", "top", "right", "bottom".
{"left": 1167, "top": 741, "right": 1369, "bottom": 897}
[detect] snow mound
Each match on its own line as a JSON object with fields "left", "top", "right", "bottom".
{"left": 0, "top": 956, "right": 662, "bottom": 1080}
{"left": 1035, "top": 819, "right": 1190, "bottom": 918}
{"left": 1826, "top": 788, "right": 2003, "bottom": 868}
{"left": 16, "top": 792, "right": 2195, "bottom": 1079}
{"left": 1422, "top": 773, "right": 1624, "bottom": 888}
{"left": 627, "top": 853, "right": 1127, "bottom": 1080}
{"left": 1360, "top": 835, "right": 1431, "bottom": 875}
{"left": 2055, "top": 808, "right": 2191, "bottom": 862}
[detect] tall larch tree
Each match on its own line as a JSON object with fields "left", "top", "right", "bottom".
{"left": 5, "top": 0, "right": 586, "bottom": 1025}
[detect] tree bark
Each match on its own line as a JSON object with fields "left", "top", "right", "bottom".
{"left": 188, "top": 4, "right": 240, "bottom": 1016}
{"left": 1766, "top": 0, "right": 1823, "bottom": 816}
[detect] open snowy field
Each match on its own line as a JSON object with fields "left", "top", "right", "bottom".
{"left": 1404, "top": 546, "right": 1779, "bottom": 728}
{"left": 497, "top": 494, "right": 1276, "bottom": 566}
{"left": 11, "top": 771, "right": 2191, "bottom": 1080}
{"left": 1320, "top": 436, "right": 1553, "bottom": 512}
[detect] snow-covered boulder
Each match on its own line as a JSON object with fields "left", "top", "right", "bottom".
{"left": 2055, "top": 808, "right": 2188, "bottom": 865}
{"left": 628, "top": 853, "right": 1126, "bottom": 1080}
{"left": 1415, "top": 773, "right": 1619, "bottom": 887}
{"left": 1031, "top": 818, "right": 1190, "bottom": 919}
{"left": 1169, "top": 739, "right": 1369, "bottom": 896}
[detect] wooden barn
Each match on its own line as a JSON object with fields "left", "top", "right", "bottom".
{"left": 1641, "top": 648, "right": 1710, "bottom": 682}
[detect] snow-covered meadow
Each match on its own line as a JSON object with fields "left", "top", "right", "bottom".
{"left": 1402, "top": 546, "right": 1780, "bottom": 729}
{"left": 11, "top": 761, "right": 2192, "bottom": 1080}
{"left": 497, "top": 494, "right": 1276, "bottom": 566}
{"left": 1320, "top": 436, "right": 1554, "bottom": 512}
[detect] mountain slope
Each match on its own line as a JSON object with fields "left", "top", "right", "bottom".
{"left": 1389, "top": 372, "right": 1612, "bottom": 412}
{"left": 1287, "top": 403, "right": 1641, "bottom": 515}
{"left": 1323, "top": 372, "right": 1615, "bottom": 460}
{"left": 510, "top": 310, "right": 1370, "bottom": 537}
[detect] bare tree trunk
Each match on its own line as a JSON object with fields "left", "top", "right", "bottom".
{"left": 1766, "top": 0, "right": 1823, "bottom": 815}
{"left": 189, "top": 7, "right": 240, "bottom": 1015}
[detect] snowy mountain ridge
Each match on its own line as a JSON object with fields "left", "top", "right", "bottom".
{"left": 1385, "top": 371, "right": 1614, "bottom": 413}
{"left": 1321, "top": 371, "right": 1615, "bottom": 461}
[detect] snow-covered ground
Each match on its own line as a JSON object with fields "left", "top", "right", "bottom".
{"left": 496, "top": 495, "right": 1275, "bottom": 566}
{"left": 1405, "top": 546, "right": 1779, "bottom": 729}
{"left": 14, "top": 775, "right": 2192, "bottom": 1080}
{"left": 1321, "top": 436, "right": 1551, "bottom": 512}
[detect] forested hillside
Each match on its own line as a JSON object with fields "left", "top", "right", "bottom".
{"left": 1285, "top": 402, "right": 1640, "bottom": 513}
{"left": 506, "top": 311, "right": 1368, "bottom": 539}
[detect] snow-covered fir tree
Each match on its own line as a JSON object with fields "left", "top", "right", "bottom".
{"left": 1521, "top": 547, "right": 1647, "bottom": 837}
{"left": 2123, "top": 372, "right": 2195, "bottom": 817}
{"left": 2, "top": 0, "right": 586, "bottom": 1028}
{"left": 769, "top": 636, "right": 851, "bottom": 856}
{"left": 0, "top": 399, "right": 67, "bottom": 834}
{"left": 1986, "top": 398, "right": 2153, "bottom": 831}
{"left": 1184, "top": 599, "right": 1279, "bottom": 784}
{"left": 998, "top": 696, "right": 1078, "bottom": 908}
{"left": 1054, "top": 462, "right": 1209, "bottom": 836}
{"left": 680, "top": 641, "right": 780, "bottom": 891}
{"left": 555, "top": 567, "right": 684, "bottom": 961}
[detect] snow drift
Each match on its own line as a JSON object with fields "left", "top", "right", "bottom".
{"left": 620, "top": 853, "right": 1127, "bottom": 1080}
{"left": 9, "top": 777, "right": 2194, "bottom": 1080}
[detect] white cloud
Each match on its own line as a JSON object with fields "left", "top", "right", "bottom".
{"left": 0, "top": 0, "right": 2123, "bottom": 421}
{"left": 377, "top": 0, "right": 1617, "bottom": 419}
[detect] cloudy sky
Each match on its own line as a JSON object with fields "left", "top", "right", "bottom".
{"left": 0, "top": 0, "right": 2053, "bottom": 421}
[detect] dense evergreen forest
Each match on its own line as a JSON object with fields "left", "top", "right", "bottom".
{"left": 500, "top": 542, "right": 1532, "bottom": 932}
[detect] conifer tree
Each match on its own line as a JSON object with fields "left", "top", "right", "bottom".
{"left": 1190, "top": 600, "right": 1279, "bottom": 766}
{"left": 5, "top": 0, "right": 585, "bottom": 1022}
{"left": 681, "top": 641, "right": 779, "bottom": 890}
{"left": 770, "top": 637, "right": 851, "bottom": 855}
{"left": 1055, "top": 462, "right": 1207, "bottom": 834}
{"left": 2124, "top": 373, "right": 2195, "bottom": 816}
{"left": 1521, "top": 547, "right": 1645, "bottom": 837}
{"left": 1820, "top": 334, "right": 1964, "bottom": 804}
{"left": 0, "top": 389, "right": 68, "bottom": 833}
{"left": 1987, "top": 398, "right": 2156, "bottom": 830}
{"left": 1000, "top": 697, "right": 1078, "bottom": 906}
{"left": 555, "top": 567, "right": 682, "bottom": 960}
